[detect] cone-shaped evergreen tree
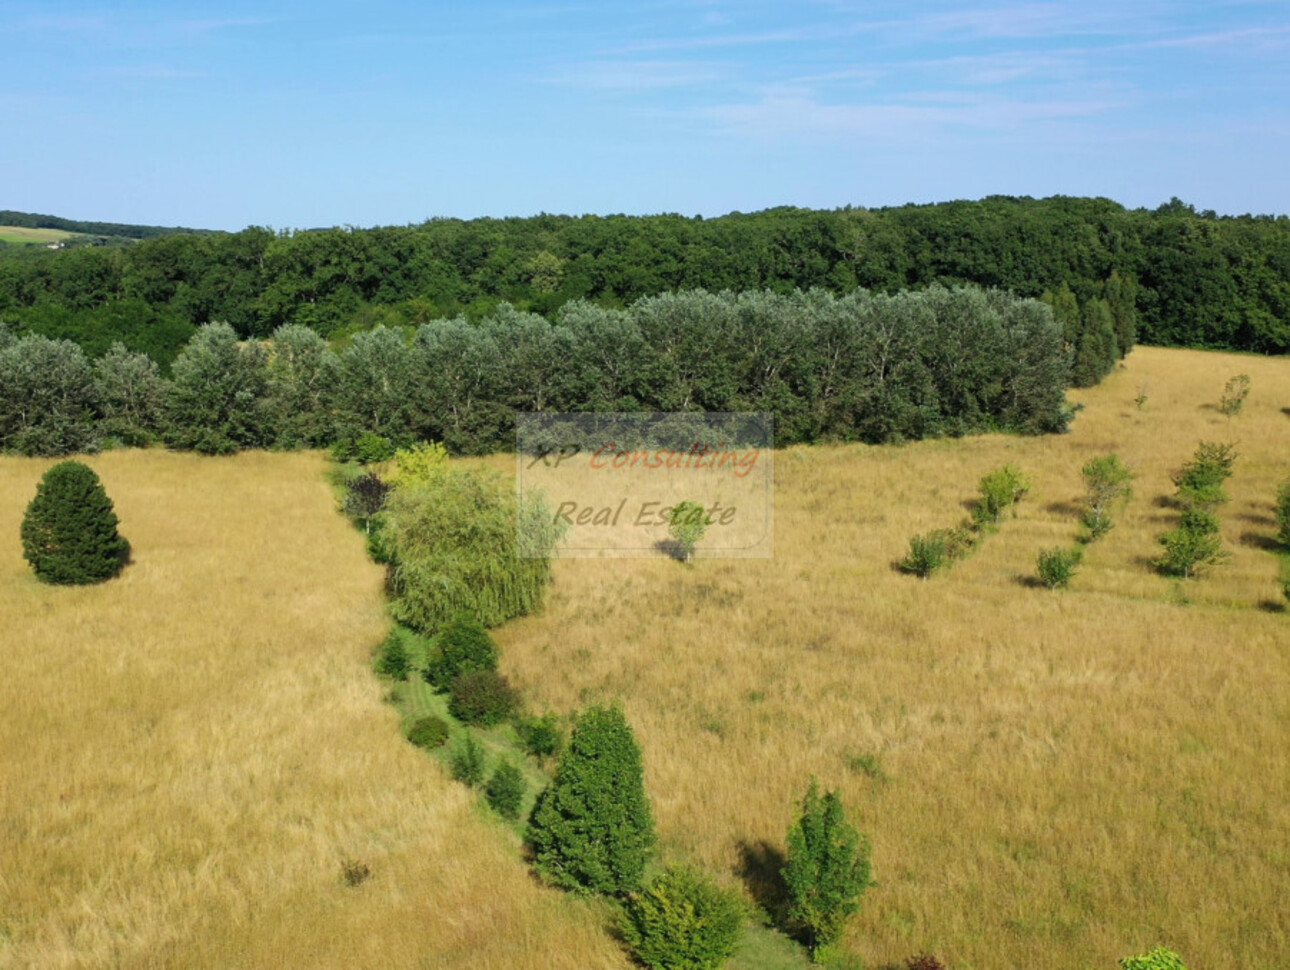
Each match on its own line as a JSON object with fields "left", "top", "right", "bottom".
{"left": 526, "top": 704, "right": 654, "bottom": 894}
{"left": 21, "top": 461, "right": 130, "bottom": 585}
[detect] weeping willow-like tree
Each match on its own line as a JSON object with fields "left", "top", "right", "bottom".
{"left": 383, "top": 464, "right": 562, "bottom": 631}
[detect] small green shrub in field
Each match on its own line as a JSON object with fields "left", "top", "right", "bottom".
{"left": 375, "top": 631, "right": 411, "bottom": 680}
{"left": 1080, "top": 454, "right": 1133, "bottom": 541}
{"left": 449, "top": 670, "right": 520, "bottom": 727}
{"left": 1275, "top": 478, "right": 1290, "bottom": 548}
{"left": 1156, "top": 508, "right": 1225, "bottom": 579}
{"left": 901, "top": 531, "right": 949, "bottom": 578}
{"left": 342, "top": 471, "right": 390, "bottom": 534}
{"left": 450, "top": 733, "right": 487, "bottom": 787}
{"left": 425, "top": 612, "right": 499, "bottom": 689}
{"left": 516, "top": 712, "right": 564, "bottom": 760}
{"left": 668, "top": 499, "right": 713, "bottom": 563}
{"left": 21, "top": 461, "right": 130, "bottom": 585}
{"left": 619, "top": 866, "right": 744, "bottom": 970}
{"left": 485, "top": 761, "right": 526, "bottom": 820}
{"left": 406, "top": 716, "right": 450, "bottom": 750}
{"left": 1037, "top": 546, "right": 1082, "bottom": 589}
{"left": 1119, "top": 945, "right": 1187, "bottom": 970}
{"left": 1171, "top": 442, "right": 1236, "bottom": 510}
{"left": 973, "top": 464, "right": 1031, "bottom": 526}
{"left": 1218, "top": 373, "right": 1250, "bottom": 417}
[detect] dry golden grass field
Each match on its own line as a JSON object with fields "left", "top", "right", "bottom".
{"left": 0, "top": 452, "right": 626, "bottom": 970}
{"left": 1, "top": 345, "right": 1287, "bottom": 969}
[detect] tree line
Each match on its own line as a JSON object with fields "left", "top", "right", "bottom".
{"left": 0, "top": 195, "right": 1285, "bottom": 364}
{"left": 0, "top": 285, "right": 1075, "bottom": 457}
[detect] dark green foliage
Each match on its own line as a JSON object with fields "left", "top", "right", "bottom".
{"left": 342, "top": 471, "right": 390, "bottom": 534}
{"left": 900, "top": 532, "right": 950, "bottom": 578}
{"left": 0, "top": 335, "right": 99, "bottom": 455}
{"left": 424, "top": 612, "right": 499, "bottom": 689}
{"left": 485, "top": 761, "right": 526, "bottom": 820}
{"left": 527, "top": 705, "right": 655, "bottom": 895}
{"left": 516, "top": 711, "right": 564, "bottom": 760}
{"left": 1157, "top": 508, "right": 1225, "bottom": 579}
{"left": 668, "top": 500, "right": 712, "bottom": 563}
{"left": 619, "top": 866, "right": 745, "bottom": 970}
{"left": 448, "top": 670, "right": 520, "bottom": 727}
{"left": 21, "top": 461, "right": 130, "bottom": 584}
{"left": 163, "top": 322, "right": 268, "bottom": 454}
{"left": 93, "top": 342, "right": 166, "bottom": 446}
{"left": 387, "top": 468, "right": 562, "bottom": 631}
{"left": 1072, "top": 298, "right": 1118, "bottom": 387}
{"left": 973, "top": 465, "right": 1031, "bottom": 526}
{"left": 450, "top": 733, "right": 487, "bottom": 787}
{"left": 1119, "top": 946, "right": 1188, "bottom": 970}
{"left": 1276, "top": 479, "right": 1290, "bottom": 548}
{"left": 375, "top": 630, "right": 411, "bottom": 680}
{"left": 1037, "top": 546, "right": 1082, "bottom": 589}
{"left": 1218, "top": 374, "right": 1251, "bottom": 417}
{"left": 1080, "top": 454, "right": 1133, "bottom": 541}
{"left": 782, "top": 778, "right": 872, "bottom": 960}
{"left": 406, "top": 716, "right": 450, "bottom": 750}
{"left": 1171, "top": 442, "right": 1236, "bottom": 510}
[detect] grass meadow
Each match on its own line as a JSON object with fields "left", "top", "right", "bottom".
{"left": 0, "top": 227, "right": 78, "bottom": 246}
{"left": 0, "top": 345, "right": 1286, "bottom": 968}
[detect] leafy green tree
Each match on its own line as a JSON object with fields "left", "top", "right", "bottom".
{"left": 0, "top": 334, "right": 99, "bottom": 455}
{"left": 668, "top": 500, "right": 712, "bottom": 563}
{"left": 1080, "top": 454, "right": 1133, "bottom": 540}
{"left": 164, "top": 322, "right": 269, "bottom": 454}
{"left": 424, "top": 612, "right": 499, "bottom": 689}
{"left": 1037, "top": 546, "right": 1081, "bottom": 589}
{"left": 1156, "top": 507, "right": 1225, "bottom": 578}
{"left": 264, "top": 323, "right": 333, "bottom": 447}
{"left": 21, "top": 461, "right": 130, "bottom": 584}
{"left": 1072, "top": 298, "right": 1118, "bottom": 387}
{"left": 375, "top": 629, "right": 410, "bottom": 680}
{"left": 448, "top": 669, "right": 519, "bottom": 727}
{"left": 485, "top": 761, "right": 526, "bottom": 820}
{"left": 450, "top": 733, "right": 487, "bottom": 787}
{"left": 341, "top": 471, "right": 390, "bottom": 535}
{"left": 1276, "top": 478, "right": 1290, "bottom": 548}
{"left": 782, "top": 778, "right": 872, "bottom": 960}
{"left": 527, "top": 705, "right": 655, "bottom": 895}
{"left": 973, "top": 465, "right": 1031, "bottom": 526}
{"left": 1218, "top": 373, "right": 1251, "bottom": 417}
{"left": 93, "top": 342, "right": 167, "bottom": 445}
{"left": 1172, "top": 442, "right": 1236, "bottom": 510}
{"left": 900, "top": 531, "right": 949, "bottom": 579}
{"left": 620, "top": 866, "right": 745, "bottom": 970}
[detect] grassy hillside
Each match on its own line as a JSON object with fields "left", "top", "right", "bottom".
{"left": 493, "top": 345, "right": 1289, "bottom": 969}
{"left": 1, "top": 346, "right": 1286, "bottom": 968}
{"left": 0, "top": 451, "right": 626, "bottom": 970}
{"left": 0, "top": 226, "right": 79, "bottom": 246}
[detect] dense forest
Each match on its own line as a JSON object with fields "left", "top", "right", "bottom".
{"left": 0, "top": 196, "right": 1287, "bottom": 366}
{"left": 0, "top": 286, "right": 1078, "bottom": 457}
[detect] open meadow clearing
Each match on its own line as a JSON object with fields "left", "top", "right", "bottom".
{"left": 496, "top": 345, "right": 1290, "bottom": 968}
{"left": 1, "top": 345, "right": 1287, "bottom": 969}
{"left": 0, "top": 451, "right": 626, "bottom": 970}
{"left": 0, "top": 228, "right": 78, "bottom": 246}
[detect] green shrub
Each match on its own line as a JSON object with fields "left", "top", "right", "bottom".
{"left": 1275, "top": 478, "right": 1290, "bottom": 548}
{"left": 1172, "top": 442, "right": 1235, "bottom": 510}
{"left": 1037, "top": 546, "right": 1082, "bottom": 589}
{"left": 485, "top": 761, "right": 526, "bottom": 820}
{"left": 450, "top": 733, "right": 487, "bottom": 787}
{"left": 527, "top": 705, "right": 655, "bottom": 894}
{"left": 900, "top": 531, "right": 949, "bottom": 578}
{"left": 1218, "top": 373, "right": 1250, "bottom": 417}
{"left": 21, "top": 461, "right": 130, "bottom": 585}
{"left": 1156, "top": 509, "right": 1224, "bottom": 579}
{"left": 973, "top": 464, "right": 1031, "bottom": 526}
{"left": 449, "top": 670, "right": 520, "bottom": 727}
{"left": 406, "top": 716, "right": 450, "bottom": 750}
{"left": 1080, "top": 454, "right": 1133, "bottom": 541}
{"left": 424, "top": 612, "right": 499, "bottom": 689}
{"left": 668, "top": 499, "right": 713, "bottom": 563}
{"left": 1119, "top": 945, "right": 1188, "bottom": 970}
{"left": 516, "top": 711, "right": 564, "bottom": 760}
{"left": 342, "top": 471, "right": 390, "bottom": 534}
{"left": 620, "top": 866, "right": 745, "bottom": 970}
{"left": 375, "top": 630, "right": 411, "bottom": 680}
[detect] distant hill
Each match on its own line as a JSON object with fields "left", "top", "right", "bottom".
{"left": 0, "top": 209, "right": 214, "bottom": 241}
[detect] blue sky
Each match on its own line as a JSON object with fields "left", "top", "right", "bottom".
{"left": 2, "top": 1, "right": 1288, "bottom": 229}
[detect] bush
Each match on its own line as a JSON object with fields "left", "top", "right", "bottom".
{"left": 1120, "top": 946, "right": 1188, "bottom": 970}
{"left": 1037, "top": 546, "right": 1082, "bottom": 589}
{"left": 21, "top": 461, "right": 130, "bottom": 585}
{"left": 668, "top": 499, "right": 713, "bottom": 563}
{"left": 449, "top": 670, "right": 520, "bottom": 727}
{"left": 620, "top": 866, "right": 745, "bottom": 970}
{"left": 783, "top": 778, "right": 872, "bottom": 960}
{"left": 527, "top": 705, "right": 655, "bottom": 894}
{"left": 342, "top": 471, "right": 390, "bottom": 534}
{"left": 973, "top": 465, "right": 1031, "bottom": 526}
{"left": 1156, "top": 508, "right": 1224, "bottom": 579}
{"left": 450, "top": 733, "right": 487, "bottom": 787}
{"left": 406, "top": 716, "right": 450, "bottom": 750}
{"left": 375, "top": 630, "right": 411, "bottom": 680}
{"left": 425, "top": 612, "right": 499, "bottom": 689}
{"left": 1172, "top": 442, "right": 1236, "bottom": 510}
{"left": 1080, "top": 454, "right": 1133, "bottom": 541}
{"left": 1218, "top": 373, "right": 1251, "bottom": 417}
{"left": 900, "top": 531, "right": 949, "bottom": 578}
{"left": 516, "top": 711, "right": 564, "bottom": 760}
{"left": 485, "top": 761, "right": 526, "bottom": 820}
{"left": 1275, "top": 478, "right": 1290, "bottom": 548}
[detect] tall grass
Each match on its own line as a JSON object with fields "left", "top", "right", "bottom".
{"left": 0, "top": 450, "right": 626, "bottom": 969}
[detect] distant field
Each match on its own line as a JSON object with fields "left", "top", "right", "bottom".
{"left": 2, "top": 346, "right": 1287, "bottom": 969}
{"left": 0, "top": 226, "right": 79, "bottom": 245}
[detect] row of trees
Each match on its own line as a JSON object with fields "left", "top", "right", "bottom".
{"left": 1, "top": 195, "right": 1284, "bottom": 360}
{"left": 0, "top": 285, "right": 1075, "bottom": 457}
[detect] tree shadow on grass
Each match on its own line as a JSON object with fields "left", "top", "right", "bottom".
{"left": 1240, "top": 531, "right": 1281, "bottom": 552}
{"left": 654, "top": 538, "right": 687, "bottom": 561}
{"left": 734, "top": 839, "right": 796, "bottom": 935}
{"left": 1044, "top": 500, "right": 1081, "bottom": 517}
{"left": 1257, "top": 599, "right": 1287, "bottom": 614}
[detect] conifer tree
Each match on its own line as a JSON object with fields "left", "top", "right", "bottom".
{"left": 21, "top": 461, "right": 130, "bottom": 584}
